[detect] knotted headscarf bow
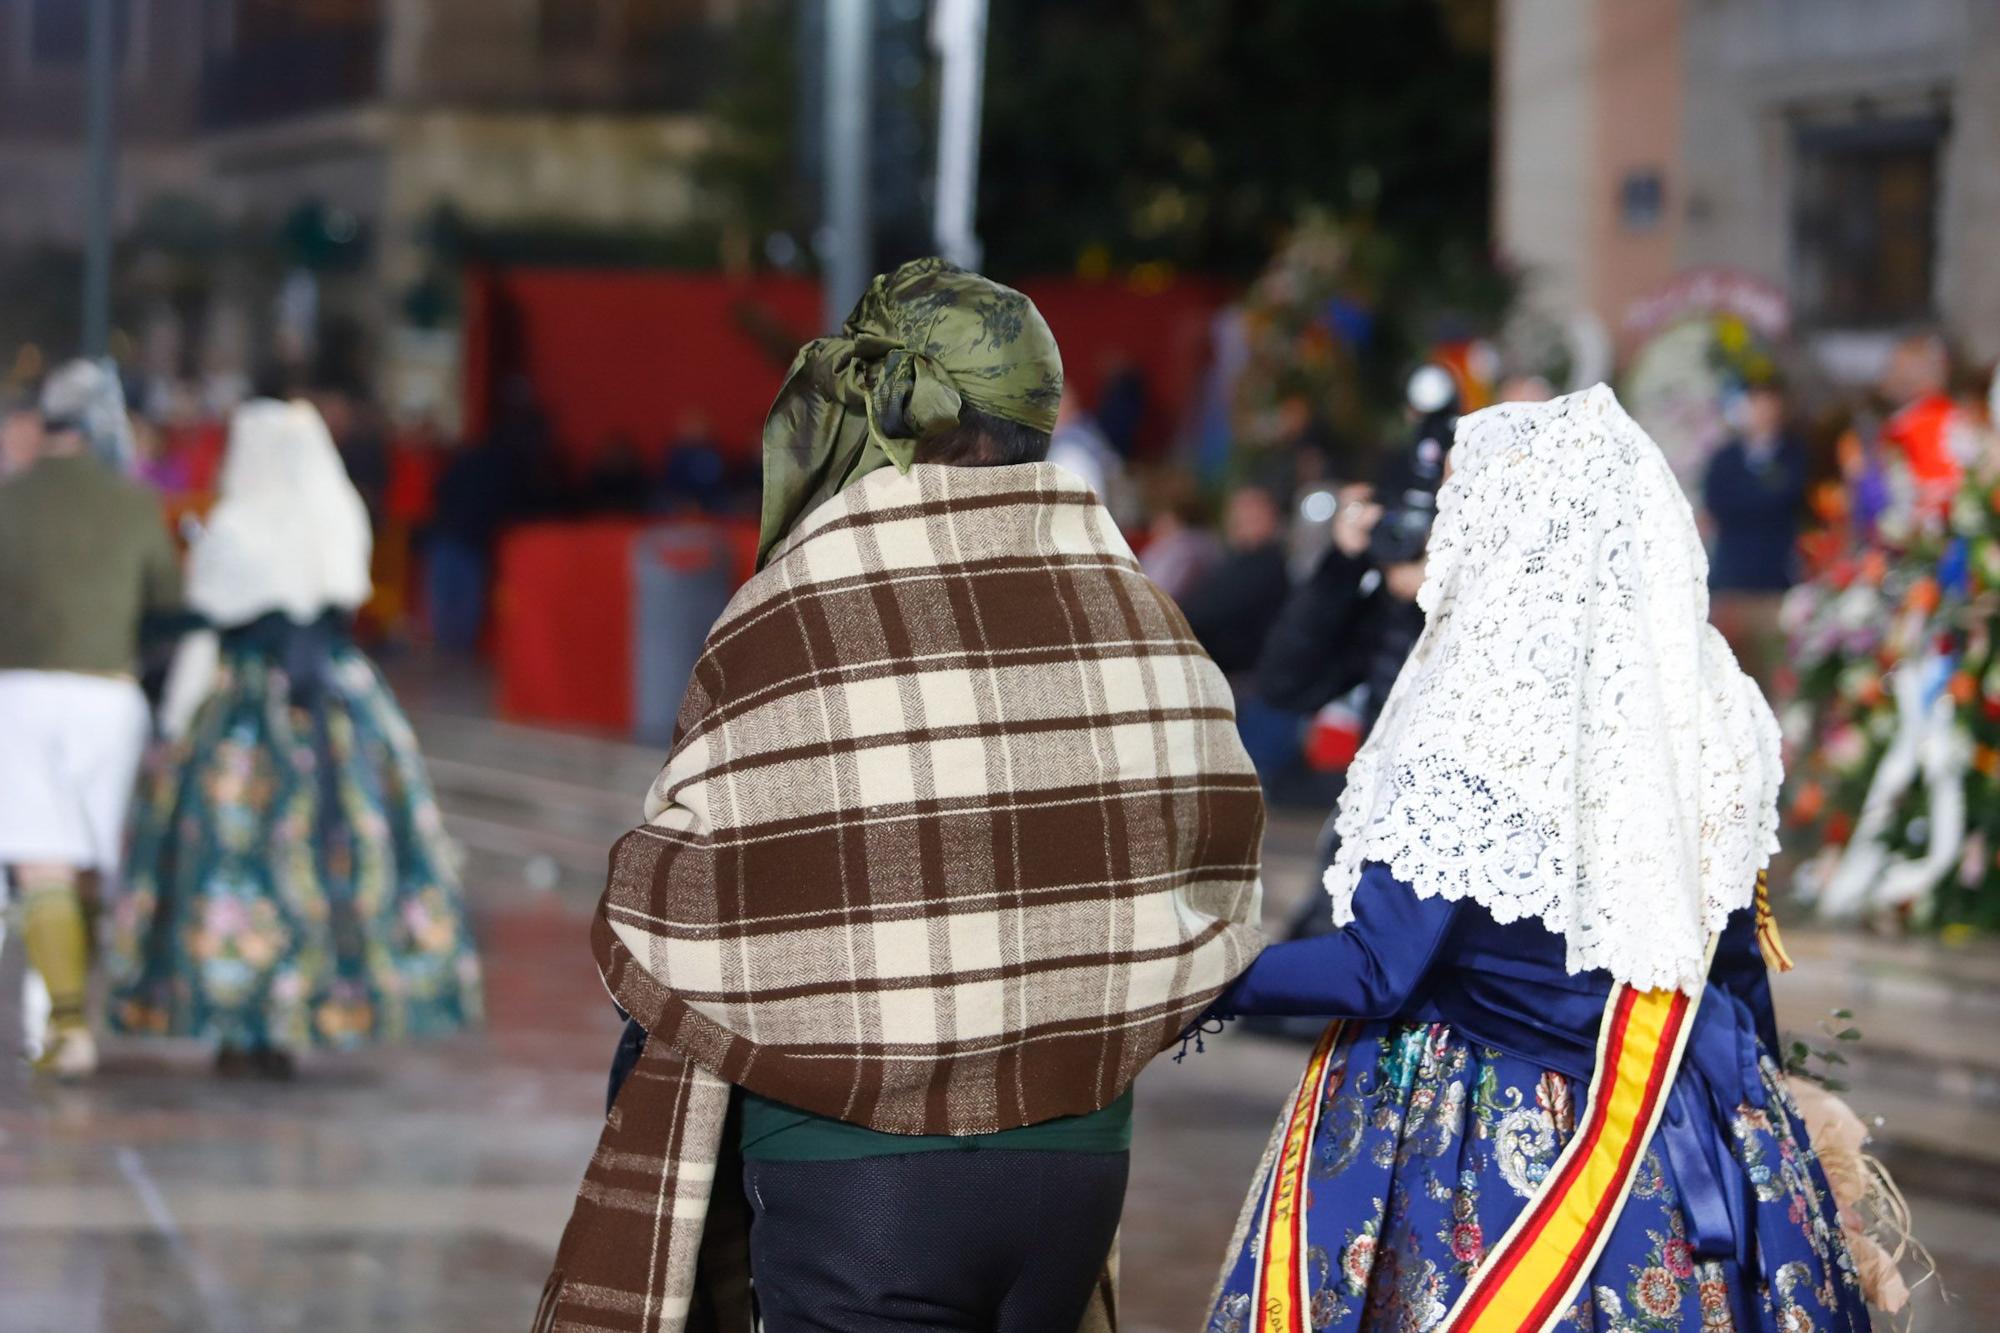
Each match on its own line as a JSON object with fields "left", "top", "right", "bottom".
{"left": 757, "top": 257, "right": 1063, "bottom": 565}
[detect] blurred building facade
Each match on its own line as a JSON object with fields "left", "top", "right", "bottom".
{"left": 0, "top": 0, "right": 738, "bottom": 412}
{"left": 1497, "top": 0, "right": 2000, "bottom": 375}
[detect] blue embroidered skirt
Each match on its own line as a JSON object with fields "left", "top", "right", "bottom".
{"left": 110, "top": 628, "right": 483, "bottom": 1051}
{"left": 1208, "top": 1021, "right": 1871, "bottom": 1333}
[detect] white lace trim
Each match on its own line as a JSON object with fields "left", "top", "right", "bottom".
{"left": 1326, "top": 384, "right": 1784, "bottom": 994}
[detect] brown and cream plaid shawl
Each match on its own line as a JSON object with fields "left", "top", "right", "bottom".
{"left": 538, "top": 462, "right": 1266, "bottom": 1333}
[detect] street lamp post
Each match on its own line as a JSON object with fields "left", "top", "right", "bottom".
{"left": 822, "top": 0, "right": 873, "bottom": 331}
{"left": 82, "top": 0, "right": 118, "bottom": 359}
{"left": 929, "top": 0, "right": 988, "bottom": 270}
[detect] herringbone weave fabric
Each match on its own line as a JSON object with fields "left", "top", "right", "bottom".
{"left": 538, "top": 461, "right": 1265, "bottom": 1332}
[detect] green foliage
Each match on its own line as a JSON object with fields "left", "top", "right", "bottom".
{"left": 978, "top": 0, "right": 1496, "bottom": 277}
{"left": 1784, "top": 1009, "right": 1861, "bottom": 1094}
{"left": 696, "top": 0, "right": 1498, "bottom": 284}
{"left": 693, "top": 0, "right": 806, "bottom": 265}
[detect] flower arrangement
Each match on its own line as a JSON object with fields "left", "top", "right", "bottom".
{"left": 1783, "top": 412, "right": 2000, "bottom": 931}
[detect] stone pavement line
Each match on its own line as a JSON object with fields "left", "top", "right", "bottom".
{"left": 113, "top": 1145, "right": 259, "bottom": 1333}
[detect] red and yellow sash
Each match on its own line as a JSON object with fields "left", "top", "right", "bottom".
{"left": 1251, "top": 971, "right": 1708, "bottom": 1333}
{"left": 1249, "top": 1019, "right": 1345, "bottom": 1332}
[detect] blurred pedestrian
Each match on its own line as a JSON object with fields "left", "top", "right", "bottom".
{"left": 1257, "top": 374, "right": 1451, "bottom": 734}
{"left": 1046, "top": 382, "right": 1125, "bottom": 509}
{"left": 541, "top": 259, "right": 1262, "bottom": 1333}
{"left": 1250, "top": 375, "right": 1451, "bottom": 957}
{"left": 427, "top": 430, "right": 519, "bottom": 652}
{"left": 109, "top": 399, "right": 482, "bottom": 1078}
{"left": 1093, "top": 351, "right": 1147, "bottom": 457}
{"left": 316, "top": 389, "right": 390, "bottom": 523}
{"left": 1137, "top": 469, "right": 1222, "bottom": 602}
{"left": 1180, "top": 482, "right": 1291, "bottom": 677}
{"left": 581, "top": 433, "right": 649, "bottom": 514}
{"left": 1880, "top": 331, "right": 1963, "bottom": 510}
{"left": 0, "top": 363, "right": 182, "bottom": 1077}
{"left": 650, "top": 408, "right": 730, "bottom": 514}
{"left": 1, "top": 397, "right": 44, "bottom": 478}
{"left": 1704, "top": 379, "right": 1807, "bottom": 686}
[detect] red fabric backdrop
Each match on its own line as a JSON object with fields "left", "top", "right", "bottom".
{"left": 463, "top": 268, "right": 1230, "bottom": 461}
{"left": 1016, "top": 275, "right": 1230, "bottom": 456}
{"left": 464, "top": 269, "right": 822, "bottom": 462}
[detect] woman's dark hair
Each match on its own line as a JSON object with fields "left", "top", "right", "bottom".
{"left": 914, "top": 406, "right": 1052, "bottom": 467}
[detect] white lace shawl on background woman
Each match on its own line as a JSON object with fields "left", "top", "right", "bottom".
{"left": 1327, "top": 383, "right": 1784, "bottom": 995}
{"left": 160, "top": 400, "right": 374, "bottom": 736}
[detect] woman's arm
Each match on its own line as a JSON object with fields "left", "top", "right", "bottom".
{"left": 1211, "top": 862, "right": 1458, "bottom": 1021}
{"left": 159, "top": 630, "right": 220, "bottom": 740}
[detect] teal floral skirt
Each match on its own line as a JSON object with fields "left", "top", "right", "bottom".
{"left": 1209, "top": 1022, "right": 1870, "bottom": 1333}
{"left": 110, "top": 640, "right": 483, "bottom": 1051}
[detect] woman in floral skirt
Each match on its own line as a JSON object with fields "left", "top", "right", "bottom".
{"left": 1204, "top": 387, "right": 1877, "bottom": 1333}
{"left": 110, "top": 399, "right": 481, "bottom": 1075}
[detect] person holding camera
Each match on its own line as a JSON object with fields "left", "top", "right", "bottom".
{"left": 1251, "top": 372, "right": 1451, "bottom": 957}
{"left": 1255, "top": 373, "right": 1453, "bottom": 736}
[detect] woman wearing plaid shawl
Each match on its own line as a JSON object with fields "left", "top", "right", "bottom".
{"left": 539, "top": 261, "right": 1266, "bottom": 1333}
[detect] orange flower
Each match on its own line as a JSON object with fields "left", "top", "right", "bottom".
{"left": 1861, "top": 551, "right": 1888, "bottom": 585}
{"left": 1854, "top": 676, "right": 1884, "bottom": 709}
{"left": 1951, "top": 672, "right": 1978, "bottom": 705}
{"left": 1907, "top": 578, "right": 1940, "bottom": 614}
{"left": 1975, "top": 746, "right": 2000, "bottom": 778}
{"left": 1790, "top": 783, "right": 1825, "bottom": 824}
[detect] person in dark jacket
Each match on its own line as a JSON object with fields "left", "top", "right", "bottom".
{"left": 1703, "top": 381, "right": 1807, "bottom": 687}
{"left": 1256, "top": 409, "right": 1448, "bottom": 734}
{"left": 1180, "top": 483, "right": 1291, "bottom": 678}
{"left": 426, "top": 434, "right": 520, "bottom": 652}
{"left": 1251, "top": 413, "right": 1447, "bottom": 961}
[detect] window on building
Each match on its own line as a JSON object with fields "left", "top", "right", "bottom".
{"left": 1618, "top": 169, "right": 1666, "bottom": 233}
{"left": 27, "top": 0, "right": 132, "bottom": 65}
{"left": 1792, "top": 118, "right": 1945, "bottom": 327}
{"left": 197, "top": 0, "right": 381, "bottom": 128}
{"left": 541, "top": 0, "right": 612, "bottom": 56}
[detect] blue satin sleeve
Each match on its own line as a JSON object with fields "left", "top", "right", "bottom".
{"left": 1707, "top": 905, "right": 1781, "bottom": 1056}
{"left": 1211, "top": 862, "right": 1459, "bottom": 1020}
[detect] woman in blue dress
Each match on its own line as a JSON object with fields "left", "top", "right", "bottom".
{"left": 1207, "top": 387, "right": 1877, "bottom": 1333}
{"left": 110, "top": 399, "right": 482, "bottom": 1075}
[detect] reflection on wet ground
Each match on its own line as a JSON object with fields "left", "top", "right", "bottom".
{"left": 0, "top": 895, "right": 1311, "bottom": 1332}
{"left": 4, "top": 700, "right": 1995, "bottom": 1331}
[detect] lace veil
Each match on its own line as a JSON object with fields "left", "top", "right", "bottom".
{"left": 1327, "top": 384, "right": 1783, "bottom": 994}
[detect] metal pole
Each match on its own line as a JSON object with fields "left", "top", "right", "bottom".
{"left": 929, "top": 0, "right": 988, "bottom": 270}
{"left": 82, "top": 0, "right": 118, "bottom": 358}
{"left": 822, "top": 0, "right": 873, "bottom": 330}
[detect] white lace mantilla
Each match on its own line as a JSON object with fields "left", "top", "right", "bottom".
{"left": 1327, "top": 384, "right": 1784, "bottom": 994}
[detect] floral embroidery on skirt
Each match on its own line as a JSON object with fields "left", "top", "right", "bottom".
{"left": 110, "top": 646, "right": 482, "bottom": 1050}
{"left": 1209, "top": 1022, "right": 1869, "bottom": 1333}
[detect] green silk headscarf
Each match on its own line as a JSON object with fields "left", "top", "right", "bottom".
{"left": 757, "top": 257, "right": 1064, "bottom": 566}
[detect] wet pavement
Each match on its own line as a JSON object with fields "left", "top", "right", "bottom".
{"left": 0, "top": 897, "right": 1313, "bottom": 1332}
{"left": 3, "top": 696, "right": 1996, "bottom": 1331}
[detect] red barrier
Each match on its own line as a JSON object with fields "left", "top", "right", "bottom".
{"left": 494, "top": 515, "right": 761, "bottom": 733}
{"left": 495, "top": 519, "right": 643, "bottom": 731}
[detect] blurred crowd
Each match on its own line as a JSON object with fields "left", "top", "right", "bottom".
{"left": 3, "top": 309, "right": 1994, "bottom": 1085}
{"left": 6, "top": 324, "right": 1991, "bottom": 797}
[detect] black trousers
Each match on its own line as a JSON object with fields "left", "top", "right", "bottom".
{"left": 742, "top": 1149, "right": 1128, "bottom": 1333}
